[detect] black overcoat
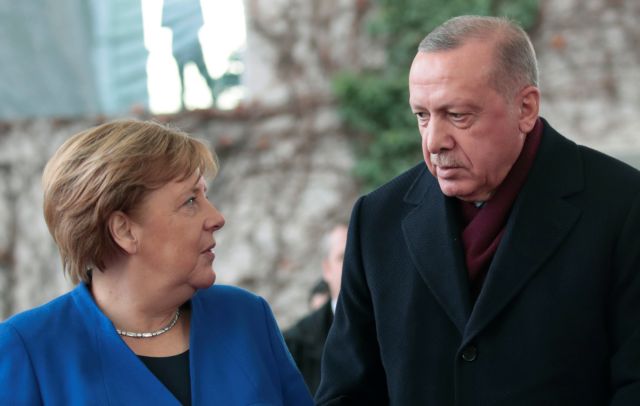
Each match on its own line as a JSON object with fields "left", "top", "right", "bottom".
{"left": 316, "top": 119, "right": 640, "bottom": 405}
{"left": 285, "top": 300, "right": 334, "bottom": 394}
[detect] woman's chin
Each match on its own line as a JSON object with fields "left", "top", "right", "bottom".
{"left": 191, "top": 269, "right": 216, "bottom": 290}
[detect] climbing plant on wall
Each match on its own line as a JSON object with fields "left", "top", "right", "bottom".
{"left": 333, "top": 0, "right": 540, "bottom": 190}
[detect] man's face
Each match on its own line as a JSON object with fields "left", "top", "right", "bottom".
{"left": 322, "top": 225, "right": 348, "bottom": 299}
{"left": 409, "top": 40, "right": 527, "bottom": 202}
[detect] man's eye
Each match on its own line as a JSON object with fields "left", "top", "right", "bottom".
{"left": 449, "top": 112, "right": 466, "bottom": 121}
{"left": 414, "top": 112, "right": 430, "bottom": 121}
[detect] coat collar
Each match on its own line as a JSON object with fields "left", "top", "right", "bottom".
{"left": 402, "top": 119, "right": 583, "bottom": 340}
{"left": 71, "top": 283, "right": 182, "bottom": 404}
{"left": 463, "top": 119, "right": 583, "bottom": 343}
{"left": 71, "top": 285, "right": 281, "bottom": 404}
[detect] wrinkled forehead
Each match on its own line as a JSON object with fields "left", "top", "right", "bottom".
{"left": 408, "top": 49, "right": 498, "bottom": 109}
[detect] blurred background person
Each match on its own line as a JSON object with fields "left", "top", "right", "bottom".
{"left": 0, "top": 120, "right": 312, "bottom": 405}
{"left": 162, "top": 0, "right": 217, "bottom": 109}
{"left": 308, "top": 279, "right": 330, "bottom": 311}
{"left": 284, "top": 224, "right": 348, "bottom": 395}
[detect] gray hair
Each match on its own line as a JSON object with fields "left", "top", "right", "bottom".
{"left": 418, "top": 15, "right": 539, "bottom": 98}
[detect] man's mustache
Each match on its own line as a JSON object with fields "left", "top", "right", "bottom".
{"left": 429, "top": 153, "right": 463, "bottom": 168}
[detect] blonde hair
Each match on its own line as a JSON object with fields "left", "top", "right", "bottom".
{"left": 42, "top": 120, "right": 218, "bottom": 284}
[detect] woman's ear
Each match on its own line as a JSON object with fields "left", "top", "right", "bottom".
{"left": 518, "top": 85, "right": 540, "bottom": 134}
{"left": 108, "top": 211, "right": 138, "bottom": 255}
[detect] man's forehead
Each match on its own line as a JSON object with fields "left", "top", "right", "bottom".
{"left": 410, "top": 52, "right": 495, "bottom": 97}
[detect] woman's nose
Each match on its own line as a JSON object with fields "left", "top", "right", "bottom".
{"left": 205, "top": 202, "right": 225, "bottom": 231}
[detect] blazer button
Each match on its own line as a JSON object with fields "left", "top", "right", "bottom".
{"left": 461, "top": 345, "right": 477, "bottom": 362}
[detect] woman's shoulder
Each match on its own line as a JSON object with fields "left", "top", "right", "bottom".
{"left": 195, "top": 284, "right": 263, "bottom": 308}
{"left": 0, "top": 289, "right": 78, "bottom": 344}
{"left": 192, "top": 285, "right": 277, "bottom": 331}
{"left": 2, "top": 290, "right": 76, "bottom": 328}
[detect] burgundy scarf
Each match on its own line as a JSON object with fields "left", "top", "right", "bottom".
{"left": 459, "top": 119, "right": 543, "bottom": 299}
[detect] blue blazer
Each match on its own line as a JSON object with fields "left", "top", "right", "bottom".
{"left": 0, "top": 283, "right": 313, "bottom": 405}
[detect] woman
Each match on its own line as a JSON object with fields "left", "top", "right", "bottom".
{"left": 0, "top": 120, "right": 312, "bottom": 405}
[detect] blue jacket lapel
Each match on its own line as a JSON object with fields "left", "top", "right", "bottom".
{"left": 189, "top": 289, "right": 260, "bottom": 405}
{"left": 189, "top": 289, "right": 232, "bottom": 404}
{"left": 71, "top": 284, "right": 181, "bottom": 404}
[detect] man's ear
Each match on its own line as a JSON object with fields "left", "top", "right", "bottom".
{"left": 108, "top": 211, "right": 138, "bottom": 255}
{"left": 517, "top": 85, "right": 540, "bottom": 134}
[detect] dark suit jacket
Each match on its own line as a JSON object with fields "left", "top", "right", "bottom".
{"left": 0, "top": 283, "right": 313, "bottom": 405}
{"left": 284, "top": 300, "right": 334, "bottom": 394}
{"left": 316, "top": 119, "right": 640, "bottom": 405}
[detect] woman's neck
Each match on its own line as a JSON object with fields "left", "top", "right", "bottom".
{"left": 89, "top": 266, "right": 191, "bottom": 356}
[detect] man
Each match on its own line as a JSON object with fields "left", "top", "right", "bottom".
{"left": 162, "top": 0, "right": 217, "bottom": 109}
{"left": 316, "top": 16, "right": 640, "bottom": 405}
{"left": 285, "top": 224, "right": 348, "bottom": 394}
{"left": 308, "top": 279, "right": 331, "bottom": 311}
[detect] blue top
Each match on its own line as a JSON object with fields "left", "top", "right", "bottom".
{"left": 0, "top": 283, "right": 312, "bottom": 405}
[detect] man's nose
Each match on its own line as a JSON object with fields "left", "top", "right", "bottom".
{"left": 424, "top": 117, "right": 454, "bottom": 154}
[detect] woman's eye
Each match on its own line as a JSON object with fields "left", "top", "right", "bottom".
{"left": 185, "top": 196, "right": 197, "bottom": 206}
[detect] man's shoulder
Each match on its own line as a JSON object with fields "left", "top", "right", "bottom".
{"left": 369, "top": 162, "right": 430, "bottom": 195}
{"left": 578, "top": 145, "right": 640, "bottom": 184}
{"left": 543, "top": 118, "right": 637, "bottom": 166}
{"left": 540, "top": 119, "right": 640, "bottom": 195}
{"left": 361, "top": 162, "right": 434, "bottom": 209}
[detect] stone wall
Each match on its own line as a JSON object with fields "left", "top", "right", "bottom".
{"left": 0, "top": 120, "right": 86, "bottom": 317}
{"left": 0, "top": 107, "right": 359, "bottom": 327}
{"left": 1, "top": 0, "right": 639, "bottom": 327}
{"left": 242, "top": 0, "right": 381, "bottom": 106}
{"left": 535, "top": 0, "right": 640, "bottom": 165}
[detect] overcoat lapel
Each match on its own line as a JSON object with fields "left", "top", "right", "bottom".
{"left": 401, "top": 124, "right": 584, "bottom": 342}
{"left": 463, "top": 125, "right": 584, "bottom": 344}
{"left": 402, "top": 169, "right": 472, "bottom": 334}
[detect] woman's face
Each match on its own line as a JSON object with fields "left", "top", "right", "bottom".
{"left": 129, "top": 172, "right": 225, "bottom": 292}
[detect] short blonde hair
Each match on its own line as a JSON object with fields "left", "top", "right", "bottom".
{"left": 42, "top": 120, "right": 218, "bottom": 284}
